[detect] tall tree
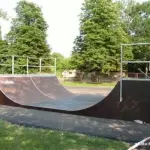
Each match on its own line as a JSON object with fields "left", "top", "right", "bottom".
{"left": 0, "top": 9, "right": 7, "bottom": 20}
{"left": 5, "top": 0, "right": 52, "bottom": 73}
{"left": 72, "top": 0, "right": 132, "bottom": 74}
{"left": 118, "top": 0, "right": 135, "bottom": 34}
{"left": 6, "top": 0, "right": 51, "bottom": 58}
{"left": 51, "top": 52, "right": 73, "bottom": 71}
{"left": 123, "top": 1, "right": 150, "bottom": 72}
{"left": 0, "top": 9, "right": 8, "bottom": 51}
{"left": 0, "top": 9, "right": 9, "bottom": 74}
{"left": 51, "top": 52, "right": 64, "bottom": 70}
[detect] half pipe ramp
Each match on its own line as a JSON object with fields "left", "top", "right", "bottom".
{"left": 0, "top": 75, "right": 150, "bottom": 123}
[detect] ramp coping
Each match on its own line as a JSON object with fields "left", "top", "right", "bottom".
{"left": 122, "top": 78, "right": 150, "bottom": 81}
{"left": 0, "top": 74, "right": 56, "bottom": 77}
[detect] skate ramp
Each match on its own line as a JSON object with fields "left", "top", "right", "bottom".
{"left": 30, "top": 75, "right": 74, "bottom": 99}
{"left": 30, "top": 76, "right": 110, "bottom": 98}
{"left": 0, "top": 76, "right": 106, "bottom": 111}
{"left": 0, "top": 75, "right": 150, "bottom": 123}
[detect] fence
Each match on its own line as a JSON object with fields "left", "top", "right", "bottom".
{"left": 0, "top": 55, "right": 56, "bottom": 75}
{"left": 127, "top": 72, "right": 150, "bottom": 78}
{"left": 120, "top": 43, "right": 150, "bottom": 102}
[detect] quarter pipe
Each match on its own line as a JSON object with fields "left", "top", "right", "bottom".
{"left": 0, "top": 75, "right": 150, "bottom": 123}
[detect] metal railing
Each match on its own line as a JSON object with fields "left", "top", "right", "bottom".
{"left": 128, "top": 137, "right": 150, "bottom": 150}
{"left": 120, "top": 43, "right": 150, "bottom": 102}
{"left": 127, "top": 72, "right": 150, "bottom": 79}
{"left": 0, "top": 54, "right": 56, "bottom": 75}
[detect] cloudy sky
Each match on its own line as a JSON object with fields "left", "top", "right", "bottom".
{"left": 0, "top": 0, "right": 147, "bottom": 57}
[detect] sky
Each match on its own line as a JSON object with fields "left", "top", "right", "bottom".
{"left": 0, "top": 0, "right": 147, "bottom": 57}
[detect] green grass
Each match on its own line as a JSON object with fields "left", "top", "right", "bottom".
{"left": 56, "top": 71, "right": 63, "bottom": 78}
{"left": 0, "top": 119, "right": 129, "bottom": 150}
{"left": 62, "top": 81, "right": 116, "bottom": 87}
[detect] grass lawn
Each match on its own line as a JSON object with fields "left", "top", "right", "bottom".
{"left": 62, "top": 81, "right": 116, "bottom": 87}
{"left": 0, "top": 119, "right": 129, "bottom": 150}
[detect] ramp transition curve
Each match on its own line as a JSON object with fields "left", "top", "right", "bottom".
{"left": 0, "top": 75, "right": 150, "bottom": 123}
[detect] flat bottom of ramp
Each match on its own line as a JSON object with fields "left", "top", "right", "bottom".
{"left": 0, "top": 105, "right": 149, "bottom": 143}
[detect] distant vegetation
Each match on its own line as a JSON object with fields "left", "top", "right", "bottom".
{"left": 71, "top": 0, "right": 150, "bottom": 75}
{"left": 0, "top": 0, "right": 150, "bottom": 75}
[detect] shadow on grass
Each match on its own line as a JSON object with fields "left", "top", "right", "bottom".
{"left": 0, "top": 119, "right": 129, "bottom": 150}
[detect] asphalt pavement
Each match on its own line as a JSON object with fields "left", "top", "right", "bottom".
{"left": 0, "top": 105, "right": 149, "bottom": 143}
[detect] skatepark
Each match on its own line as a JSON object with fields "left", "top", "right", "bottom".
{"left": 0, "top": 73, "right": 150, "bottom": 148}
{"left": 0, "top": 44, "right": 149, "bottom": 149}
{"left": 0, "top": 75, "right": 150, "bottom": 123}
{"left": 1, "top": 0, "right": 150, "bottom": 148}
{"left": 0, "top": 44, "right": 149, "bottom": 150}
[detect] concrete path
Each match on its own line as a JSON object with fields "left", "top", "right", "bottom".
{"left": 0, "top": 105, "right": 150, "bottom": 143}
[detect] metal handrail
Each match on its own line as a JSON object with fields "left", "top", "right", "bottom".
{"left": 120, "top": 42, "right": 150, "bottom": 102}
{"left": 0, "top": 55, "right": 56, "bottom": 75}
{"left": 123, "top": 60, "right": 150, "bottom": 63}
{"left": 0, "top": 54, "right": 55, "bottom": 60}
{"left": 128, "top": 137, "right": 150, "bottom": 150}
{"left": 0, "top": 64, "right": 12, "bottom": 66}
{"left": 122, "top": 43, "right": 150, "bottom": 46}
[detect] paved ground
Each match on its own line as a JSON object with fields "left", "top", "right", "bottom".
{"left": 0, "top": 105, "right": 150, "bottom": 143}
{"left": 65, "top": 86, "right": 112, "bottom": 96}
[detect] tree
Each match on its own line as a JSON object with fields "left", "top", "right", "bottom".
{"left": 0, "top": 9, "right": 10, "bottom": 74}
{"left": 52, "top": 52, "right": 64, "bottom": 70}
{"left": 0, "top": 9, "right": 8, "bottom": 52}
{"left": 51, "top": 52, "right": 73, "bottom": 71}
{"left": 72, "top": 0, "right": 133, "bottom": 74}
{"left": 118, "top": 0, "right": 135, "bottom": 34}
{"left": 5, "top": 0, "right": 51, "bottom": 73}
{"left": 123, "top": 1, "right": 150, "bottom": 72}
{"left": 60, "top": 57, "right": 73, "bottom": 70}
{"left": 0, "top": 9, "right": 7, "bottom": 20}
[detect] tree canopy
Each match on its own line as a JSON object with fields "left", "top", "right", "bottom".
{"left": 72, "top": 0, "right": 133, "bottom": 74}
{"left": 0, "top": 0, "right": 52, "bottom": 74}
{"left": 51, "top": 52, "right": 73, "bottom": 71}
{"left": 0, "top": 9, "right": 7, "bottom": 20}
{"left": 0, "top": 8, "right": 8, "bottom": 49}
{"left": 126, "top": 1, "right": 150, "bottom": 60}
{"left": 121, "top": 0, "right": 150, "bottom": 72}
{"left": 1, "top": 0, "right": 150, "bottom": 75}
{"left": 6, "top": 0, "right": 51, "bottom": 58}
